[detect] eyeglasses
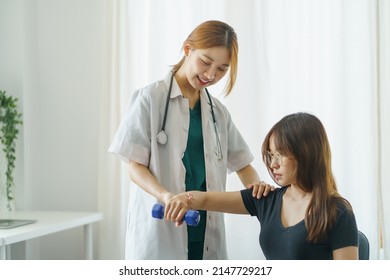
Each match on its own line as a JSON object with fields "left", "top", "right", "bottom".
{"left": 266, "top": 151, "right": 285, "bottom": 166}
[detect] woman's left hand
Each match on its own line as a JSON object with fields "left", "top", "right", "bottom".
{"left": 248, "top": 181, "right": 275, "bottom": 199}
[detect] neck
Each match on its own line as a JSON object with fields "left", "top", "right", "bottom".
{"left": 176, "top": 68, "right": 198, "bottom": 94}
{"left": 175, "top": 70, "right": 200, "bottom": 108}
{"left": 288, "top": 184, "right": 311, "bottom": 199}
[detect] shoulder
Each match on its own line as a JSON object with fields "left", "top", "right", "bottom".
{"left": 130, "top": 75, "right": 170, "bottom": 108}
{"left": 330, "top": 197, "right": 358, "bottom": 249}
{"left": 242, "top": 186, "right": 286, "bottom": 199}
{"left": 203, "top": 91, "right": 229, "bottom": 115}
{"left": 138, "top": 78, "right": 168, "bottom": 98}
{"left": 333, "top": 196, "right": 354, "bottom": 216}
{"left": 265, "top": 186, "right": 287, "bottom": 198}
{"left": 208, "top": 94, "right": 225, "bottom": 108}
{"left": 240, "top": 186, "right": 286, "bottom": 209}
{"left": 331, "top": 196, "right": 357, "bottom": 234}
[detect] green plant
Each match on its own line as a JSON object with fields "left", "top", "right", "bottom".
{"left": 0, "top": 90, "right": 22, "bottom": 210}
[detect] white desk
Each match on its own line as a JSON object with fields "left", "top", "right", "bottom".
{"left": 0, "top": 211, "right": 103, "bottom": 260}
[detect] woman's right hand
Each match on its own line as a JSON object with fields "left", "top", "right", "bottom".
{"left": 164, "top": 192, "right": 191, "bottom": 227}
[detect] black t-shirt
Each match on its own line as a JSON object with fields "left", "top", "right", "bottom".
{"left": 240, "top": 187, "right": 358, "bottom": 260}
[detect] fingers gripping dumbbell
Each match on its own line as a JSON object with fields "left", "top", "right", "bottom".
{"left": 151, "top": 203, "right": 200, "bottom": 226}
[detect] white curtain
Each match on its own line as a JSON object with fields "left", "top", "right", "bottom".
{"left": 378, "top": 0, "right": 390, "bottom": 260}
{"left": 97, "top": 0, "right": 130, "bottom": 259}
{"left": 100, "top": 0, "right": 389, "bottom": 259}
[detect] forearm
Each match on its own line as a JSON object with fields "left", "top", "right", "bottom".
{"left": 181, "top": 191, "right": 248, "bottom": 214}
{"left": 128, "top": 160, "right": 172, "bottom": 204}
{"left": 236, "top": 164, "right": 261, "bottom": 188}
{"left": 165, "top": 190, "right": 248, "bottom": 224}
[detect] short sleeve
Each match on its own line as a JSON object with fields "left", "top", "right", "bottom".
{"left": 330, "top": 203, "right": 358, "bottom": 250}
{"left": 223, "top": 108, "right": 254, "bottom": 173}
{"left": 240, "top": 188, "right": 258, "bottom": 217}
{"left": 108, "top": 88, "right": 152, "bottom": 166}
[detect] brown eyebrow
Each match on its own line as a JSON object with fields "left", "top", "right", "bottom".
{"left": 202, "top": 54, "right": 230, "bottom": 67}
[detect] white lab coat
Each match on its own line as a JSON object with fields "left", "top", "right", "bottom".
{"left": 109, "top": 72, "right": 254, "bottom": 259}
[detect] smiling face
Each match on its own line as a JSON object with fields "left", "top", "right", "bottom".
{"left": 171, "top": 20, "right": 238, "bottom": 95}
{"left": 268, "top": 134, "right": 297, "bottom": 186}
{"left": 182, "top": 45, "right": 231, "bottom": 90}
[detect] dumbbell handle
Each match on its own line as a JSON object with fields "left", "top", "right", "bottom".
{"left": 151, "top": 203, "right": 200, "bottom": 226}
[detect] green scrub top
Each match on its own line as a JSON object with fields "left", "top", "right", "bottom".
{"left": 182, "top": 100, "right": 207, "bottom": 260}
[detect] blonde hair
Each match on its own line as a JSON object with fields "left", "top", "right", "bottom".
{"left": 172, "top": 20, "right": 238, "bottom": 96}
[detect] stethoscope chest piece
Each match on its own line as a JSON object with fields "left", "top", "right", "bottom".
{"left": 157, "top": 130, "right": 168, "bottom": 145}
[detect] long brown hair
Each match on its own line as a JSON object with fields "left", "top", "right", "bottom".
{"left": 171, "top": 20, "right": 238, "bottom": 96}
{"left": 261, "top": 112, "right": 353, "bottom": 243}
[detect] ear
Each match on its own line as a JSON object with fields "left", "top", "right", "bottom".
{"left": 183, "top": 44, "right": 191, "bottom": 56}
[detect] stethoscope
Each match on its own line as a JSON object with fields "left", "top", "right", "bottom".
{"left": 156, "top": 73, "right": 223, "bottom": 160}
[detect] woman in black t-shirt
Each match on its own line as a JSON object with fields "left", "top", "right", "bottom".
{"left": 165, "top": 112, "right": 358, "bottom": 260}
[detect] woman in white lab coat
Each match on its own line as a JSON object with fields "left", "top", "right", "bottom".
{"left": 109, "top": 20, "right": 271, "bottom": 260}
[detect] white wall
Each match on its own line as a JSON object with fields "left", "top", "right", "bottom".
{"left": 0, "top": 0, "right": 105, "bottom": 259}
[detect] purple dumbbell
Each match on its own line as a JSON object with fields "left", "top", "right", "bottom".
{"left": 151, "top": 203, "right": 200, "bottom": 226}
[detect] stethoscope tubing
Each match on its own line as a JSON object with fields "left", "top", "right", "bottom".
{"left": 161, "top": 73, "right": 175, "bottom": 133}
